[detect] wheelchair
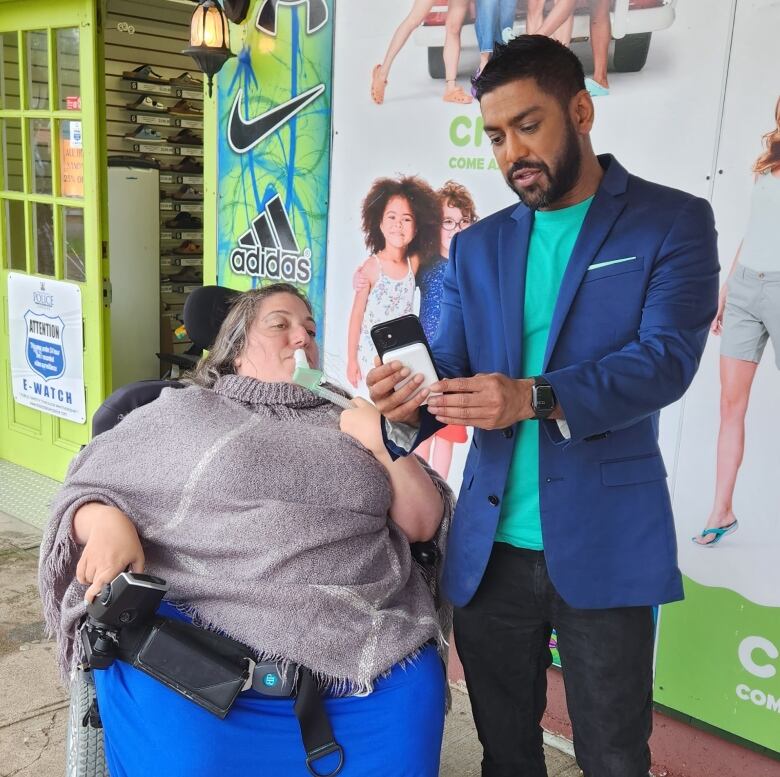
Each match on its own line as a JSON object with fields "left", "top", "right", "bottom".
{"left": 67, "top": 285, "right": 438, "bottom": 777}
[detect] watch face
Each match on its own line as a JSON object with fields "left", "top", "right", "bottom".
{"left": 534, "top": 385, "right": 554, "bottom": 411}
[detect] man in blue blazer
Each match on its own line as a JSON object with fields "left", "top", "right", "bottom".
{"left": 368, "top": 36, "right": 719, "bottom": 777}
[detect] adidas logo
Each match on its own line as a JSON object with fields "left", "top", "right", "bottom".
{"left": 256, "top": 0, "right": 329, "bottom": 36}
{"left": 229, "top": 195, "right": 312, "bottom": 283}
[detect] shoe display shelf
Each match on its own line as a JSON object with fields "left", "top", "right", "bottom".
{"left": 118, "top": 68, "right": 204, "bottom": 377}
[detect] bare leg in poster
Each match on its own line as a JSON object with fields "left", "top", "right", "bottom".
{"left": 589, "top": 0, "right": 611, "bottom": 93}
{"left": 694, "top": 355, "right": 756, "bottom": 545}
{"left": 529, "top": 0, "right": 610, "bottom": 95}
{"left": 371, "top": 0, "right": 472, "bottom": 105}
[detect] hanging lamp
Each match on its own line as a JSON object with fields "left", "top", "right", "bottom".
{"left": 183, "top": 0, "right": 235, "bottom": 97}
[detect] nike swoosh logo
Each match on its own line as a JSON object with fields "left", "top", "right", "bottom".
{"left": 227, "top": 84, "right": 325, "bottom": 154}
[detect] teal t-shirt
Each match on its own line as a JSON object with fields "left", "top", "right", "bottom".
{"left": 495, "top": 197, "right": 593, "bottom": 550}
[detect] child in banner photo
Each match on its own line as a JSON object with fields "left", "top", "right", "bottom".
{"left": 414, "top": 181, "right": 479, "bottom": 478}
{"left": 347, "top": 176, "right": 440, "bottom": 389}
{"left": 371, "top": 0, "right": 473, "bottom": 105}
{"left": 695, "top": 95, "right": 780, "bottom": 546}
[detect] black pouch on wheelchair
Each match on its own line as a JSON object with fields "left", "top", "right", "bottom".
{"left": 124, "top": 617, "right": 249, "bottom": 719}
{"left": 81, "top": 573, "right": 344, "bottom": 775}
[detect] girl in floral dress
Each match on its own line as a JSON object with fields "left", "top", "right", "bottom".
{"left": 347, "top": 176, "right": 440, "bottom": 389}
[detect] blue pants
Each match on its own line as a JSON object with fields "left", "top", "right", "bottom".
{"left": 475, "top": 0, "right": 517, "bottom": 53}
{"left": 93, "top": 642, "right": 445, "bottom": 776}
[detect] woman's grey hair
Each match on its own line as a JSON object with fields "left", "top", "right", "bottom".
{"left": 186, "top": 283, "right": 313, "bottom": 388}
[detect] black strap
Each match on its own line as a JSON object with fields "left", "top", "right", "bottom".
{"left": 293, "top": 668, "right": 344, "bottom": 777}
{"left": 81, "top": 698, "right": 103, "bottom": 729}
{"left": 90, "top": 614, "right": 344, "bottom": 773}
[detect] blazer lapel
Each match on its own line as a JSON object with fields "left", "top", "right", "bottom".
{"left": 498, "top": 207, "right": 533, "bottom": 379}
{"left": 543, "top": 159, "right": 629, "bottom": 371}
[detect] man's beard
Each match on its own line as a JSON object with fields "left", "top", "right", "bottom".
{"left": 505, "top": 123, "right": 582, "bottom": 210}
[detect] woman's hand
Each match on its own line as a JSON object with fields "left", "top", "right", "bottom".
{"left": 711, "top": 283, "right": 728, "bottom": 335}
{"left": 340, "top": 397, "right": 386, "bottom": 458}
{"left": 346, "top": 359, "right": 362, "bottom": 388}
{"left": 74, "top": 503, "right": 145, "bottom": 603}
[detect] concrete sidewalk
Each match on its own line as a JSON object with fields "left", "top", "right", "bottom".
{"left": 0, "top": 498, "right": 580, "bottom": 776}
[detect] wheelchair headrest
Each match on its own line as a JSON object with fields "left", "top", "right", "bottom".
{"left": 92, "top": 380, "right": 185, "bottom": 437}
{"left": 92, "top": 287, "right": 238, "bottom": 438}
{"left": 183, "top": 286, "right": 240, "bottom": 352}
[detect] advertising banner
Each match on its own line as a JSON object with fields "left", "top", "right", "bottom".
{"left": 654, "top": 0, "right": 780, "bottom": 752}
{"left": 322, "top": 0, "right": 779, "bottom": 753}
{"left": 216, "top": 0, "right": 334, "bottom": 332}
{"left": 324, "top": 0, "right": 732, "bottom": 476}
{"left": 8, "top": 273, "right": 86, "bottom": 424}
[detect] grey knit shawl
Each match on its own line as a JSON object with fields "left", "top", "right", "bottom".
{"left": 39, "top": 375, "right": 453, "bottom": 693}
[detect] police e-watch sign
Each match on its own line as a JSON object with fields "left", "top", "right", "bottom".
{"left": 8, "top": 274, "right": 86, "bottom": 424}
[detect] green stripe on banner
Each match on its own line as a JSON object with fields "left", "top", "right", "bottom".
{"left": 655, "top": 576, "right": 780, "bottom": 753}
{"left": 216, "top": 0, "right": 334, "bottom": 339}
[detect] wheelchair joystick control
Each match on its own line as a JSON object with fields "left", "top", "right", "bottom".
{"left": 99, "top": 584, "right": 112, "bottom": 606}
{"left": 80, "top": 572, "right": 168, "bottom": 670}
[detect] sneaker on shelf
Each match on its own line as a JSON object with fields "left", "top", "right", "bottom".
{"left": 126, "top": 95, "right": 168, "bottom": 112}
{"left": 167, "top": 128, "right": 202, "bottom": 146}
{"left": 124, "top": 125, "right": 165, "bottom": 143}
{"left": 173, "top": 240, "right": 202, "bottom": 255}
{"left": 164, "top": 211, "right": 203, "bottom": 229}
{"left": 170, "top": 267, "right": 203, "bottom": 284}
{"left": 170, "top": 72, "right": 203, "bottom": 88}
{"left": 160, "top": 262, "right": 179, "bottom": 276}
{"left": 168, "top": 156, "right": 203, "bottom": 174}
{"left": 172, "top": 184, "right": 202, "bottom": 201}
{"left": 122, "top": 64, "right": 169, "bottom": 83}
{"left": 168, "top": 99, "right": 203, "bottom": 117}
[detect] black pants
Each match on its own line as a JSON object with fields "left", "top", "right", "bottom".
{"left": 454, "top": 544, "right": 653, "bottom": 777}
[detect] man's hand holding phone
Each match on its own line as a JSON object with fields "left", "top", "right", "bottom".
{"left": 426, "top": 374, "right": 535, "bottom": 429}
{"left": 367, "top": 357, "right": 430, "bottom": 425}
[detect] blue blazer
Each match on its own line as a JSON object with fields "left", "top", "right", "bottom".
{"left": 394, "top": 155, "right": 719, "bottom": 609}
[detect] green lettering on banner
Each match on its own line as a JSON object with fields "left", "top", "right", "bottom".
{"left": 449, "top": 115, "right": 485, "bottom": 148}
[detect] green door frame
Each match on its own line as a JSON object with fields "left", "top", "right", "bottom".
{"left": 0, "top": 0, "right": 109, "bottom": 480}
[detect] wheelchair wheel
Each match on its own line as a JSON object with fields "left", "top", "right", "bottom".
{"left": 66, "top": 668, "right": 108, "bottom": 777}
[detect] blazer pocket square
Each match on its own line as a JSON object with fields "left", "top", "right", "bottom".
{"left": 587, "top": 256, "right": 638, "bottom": 270}
{"left": 583, "top": 255, "right": 644, "bottom": 282}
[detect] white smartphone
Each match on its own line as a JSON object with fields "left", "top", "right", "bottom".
{"left": 370, "top": 315, "right": 440, "bottom": 403}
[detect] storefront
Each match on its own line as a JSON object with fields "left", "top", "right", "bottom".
{"left": 1, "top": 0, "right": 779, "bottom": 774}
{"left": 0, "top": 0, "right": 215, "bottom": 479}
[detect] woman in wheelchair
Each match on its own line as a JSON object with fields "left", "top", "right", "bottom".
{"left": 40, "top": 283, "right": 453, "bottom": 777}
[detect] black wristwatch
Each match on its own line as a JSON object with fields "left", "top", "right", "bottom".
{"left": 531, "top": 377, "right": 556, "bottom": 420}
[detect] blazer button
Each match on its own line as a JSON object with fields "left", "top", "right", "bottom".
{"left": 502, "top": 428, "right": 514, "bottom": 439}
{"left": 488, "top": 495, "right": 500, "bottom": 506}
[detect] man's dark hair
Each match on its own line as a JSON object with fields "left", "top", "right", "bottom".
{"left": 473, "top": 35, "right": 586, "bottom": 106}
